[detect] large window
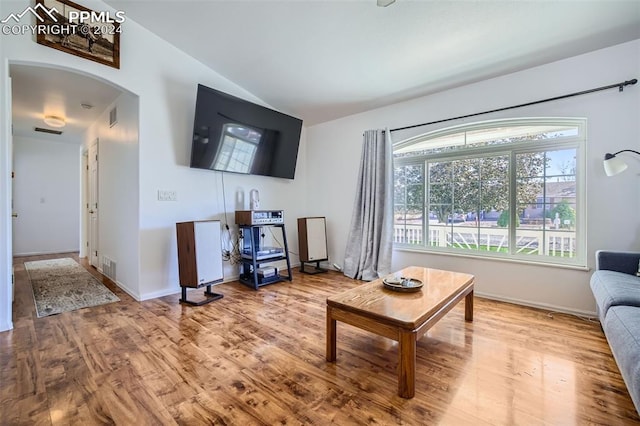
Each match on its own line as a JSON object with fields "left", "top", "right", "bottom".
{"left": 393, "top": 118, "right": 585, "bottom": 267}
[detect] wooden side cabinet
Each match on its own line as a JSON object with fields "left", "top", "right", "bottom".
{"left": 176, "top": 220, "right": 224, "bottom": 305}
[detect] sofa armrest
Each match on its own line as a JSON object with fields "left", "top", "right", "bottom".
{"left": 596, "top": 250, "right": 640, "bottom": 275}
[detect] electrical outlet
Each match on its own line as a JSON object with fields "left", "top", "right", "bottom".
{"left": 157, "top": 190, "right": 177, "bottom": 201}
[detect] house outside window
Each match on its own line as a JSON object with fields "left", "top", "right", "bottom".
{"left": 393, "top": 118, "right": 586, "bottom": 267}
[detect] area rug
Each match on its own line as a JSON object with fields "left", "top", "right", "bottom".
{"left": 25, "top": 257, "right": 120, "bottom": 318}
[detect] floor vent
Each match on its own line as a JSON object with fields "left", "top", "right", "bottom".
{"left": 102, "top": 256, "right": 117, "bottom": 282}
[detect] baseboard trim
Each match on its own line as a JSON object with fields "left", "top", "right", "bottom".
{"left": 13, "top": 249, "right": 79, "bottom": 257}
{"left": 114, "top": 279, "right": 141, "bottom": 301}
{"left": 138, "top": 275, "right": 239, "bottom": 301}
{"left": 139, "top": 287, "right": 180, "bottom": 301}
{"left": 138, "top": 262, "right": 303, "bottom": 301}
{"left": 475, "top": 291, "right": 597, "bottom": 318}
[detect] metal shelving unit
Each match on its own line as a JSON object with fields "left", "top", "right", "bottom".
{"left": 238, "top": 224, "right": 292, "bottom": 290}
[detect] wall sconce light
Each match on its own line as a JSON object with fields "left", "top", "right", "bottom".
{"left": 603, "top": 150, "right": 640, "bottom": 176}
{"left": 43, "top": 115, "right": 66, "bottom": 128}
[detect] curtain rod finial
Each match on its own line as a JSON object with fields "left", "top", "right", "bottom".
{"left": 621, "top": 79, "right": 638, "bottom": 91}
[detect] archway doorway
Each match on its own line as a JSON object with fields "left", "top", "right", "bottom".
{"left": 6, "top": 61, "right": 139, "bottom": 326}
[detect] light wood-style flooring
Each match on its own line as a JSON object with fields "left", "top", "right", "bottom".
{"left": 2, "top": 253, "right": 639, "bottom": 425}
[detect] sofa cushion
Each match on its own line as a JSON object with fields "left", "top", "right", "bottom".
{"left": 603, "top": 305, "right": 640, "bottom": 415}
{"left": 597, "top": 251, "right": 640, "bottom": 276}
{"left": 590, "top": 270, "right": 640, "bottom": 321}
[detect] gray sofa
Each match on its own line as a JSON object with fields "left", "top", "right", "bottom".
{"left": 590, "top": 250, "right": 640, "bottom": 414}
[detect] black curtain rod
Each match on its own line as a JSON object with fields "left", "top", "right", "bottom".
{"left": 389, "top": 78, "right": 638, "bottom": 134}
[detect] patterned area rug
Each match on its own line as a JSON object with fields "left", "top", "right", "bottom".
{"left": 25, "top": 258, "right": 120, "bottom": 318}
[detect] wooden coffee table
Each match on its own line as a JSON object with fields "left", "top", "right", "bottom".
{"left": 326, "top": 266, "right": 474, "bottom": 398}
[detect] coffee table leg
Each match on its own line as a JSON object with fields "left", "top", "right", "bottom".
{"left": 326, "top": 306, "right": 337, "bottom": 362}
{"left": 465, "top": 289, "right": 474, "bottom": 322}
{"left": 398, "top": 330, "right": 416, "bottom": 398}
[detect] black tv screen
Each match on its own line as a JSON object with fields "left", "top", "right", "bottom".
{"left": 190, "top": 84, "right": 303, "bottom": 179}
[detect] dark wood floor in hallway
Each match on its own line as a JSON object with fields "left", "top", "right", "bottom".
{"left": 2, "top": 253, "right": 639, "bottom": 425}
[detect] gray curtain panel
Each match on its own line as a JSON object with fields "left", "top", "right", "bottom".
{"left": 343, "top": 129, "right": 393, "bottom": 281}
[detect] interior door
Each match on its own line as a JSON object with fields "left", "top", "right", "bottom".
{"left": 88, "top": 138, "right": 99, "bottom": 267}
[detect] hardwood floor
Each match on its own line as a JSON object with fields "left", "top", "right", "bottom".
{"left": 2, "top": 253, "right": 639, "bottom": 425}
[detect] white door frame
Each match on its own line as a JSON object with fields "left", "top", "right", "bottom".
{"left": 80, "top": 149, "right": 89, "bottom": 258}
{"left": 1, "top": 66, "right": 13, "bottom": 332}
{"left": 88, "top": 138, "right": 99, "bottom": 268}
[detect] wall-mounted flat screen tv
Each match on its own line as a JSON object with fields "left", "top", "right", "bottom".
{"left": 190, "top": 84, "right": 303, "bottom": 180}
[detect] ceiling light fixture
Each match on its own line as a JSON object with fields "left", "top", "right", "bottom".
{"left": 377, "top": 0, "right": 396, "bottom": 6}
{"left": 43, "top": 115, "right": 66, "bottom": 128}
{"left": 603, "top": 150, "right": 640, "bottom": 176}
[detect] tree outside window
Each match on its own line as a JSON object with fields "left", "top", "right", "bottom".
{"left": 392, "top": 119, "right": 585, "bottom": 266}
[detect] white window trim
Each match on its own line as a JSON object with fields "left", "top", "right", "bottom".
{"left": 393, "top": 117, "right": 587, "bottom": 268}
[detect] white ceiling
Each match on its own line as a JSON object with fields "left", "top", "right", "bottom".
{"left": 9, "top": 0, "right": 640, "bottom": 142}
{"left": 10, "top": 64, "right": 123, "bottom": 144}
{"left": 103, "top": 0, "right": 640, "bottom": 125}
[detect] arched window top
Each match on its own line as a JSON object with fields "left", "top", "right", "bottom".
{"left": 393, "top": 117, "right": 585, "bottom": 157}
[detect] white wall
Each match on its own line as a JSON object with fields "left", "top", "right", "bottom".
{"left": 0, "top": 0, "right": 308, "bottom": 329}
{"left": 12, "top": 137, "right": 80, "bottom": 255}
{"left": 306, "top": 40, "right": 640, "bottom": 315}
{"left": 84, "top": 92, "right": 139, "bottom": 298}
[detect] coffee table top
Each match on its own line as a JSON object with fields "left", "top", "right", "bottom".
{"left": 327, "top": 266, "right": 474, "bottom": 329}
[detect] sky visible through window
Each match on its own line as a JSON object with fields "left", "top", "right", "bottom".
{"left": 545, "top": 149, "right": 576, "bottom": 176}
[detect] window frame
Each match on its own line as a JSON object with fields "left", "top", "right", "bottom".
{"left": 393, "top": 117, "right": 587, "bottom": 268}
